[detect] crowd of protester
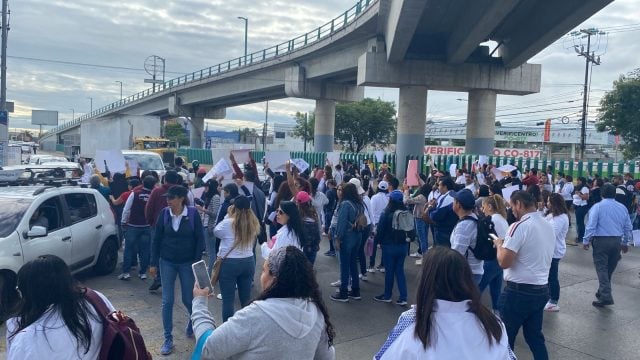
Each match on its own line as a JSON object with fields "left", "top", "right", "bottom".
{"left": 4, "top": 153, "right": 639, "bottom": 360}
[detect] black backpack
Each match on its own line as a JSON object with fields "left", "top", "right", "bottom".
{"left": 462, "top": 215, "right": 497, "bottom": 261}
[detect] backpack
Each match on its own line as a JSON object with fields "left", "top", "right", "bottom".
{"left": 163, "top": 206, "right": 198, "bottom": 232}
{"left": 462, "top": 215, "right": 497, "bottom": 261}
{"left": 348, "top": 202, "right": 368, "bottom": 231}
{"left": 301, "top": 219, "right": 321, "bottom": 252}
{"left": 85, "top": 289, "right": 152, "bottom": 360}
{"left": 392, "top": 210, "right": 415, "bottom": 232}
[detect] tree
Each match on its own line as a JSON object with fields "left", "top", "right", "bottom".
{"left": 596, "top": 70, "right": 640, "bottom": 159}
{"left": 335, "top": 98, "right": 396, "bottom": 153}
{"left": 164, "top": 123, "right": 189, "bottom": 146}
{"left": 238, "top": 127, "right": 258, "bottom": 143}
{"left": 291, "top": 111, "right": 315, "bottom": 144}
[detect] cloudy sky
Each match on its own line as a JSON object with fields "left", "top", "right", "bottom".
{"left": 5, "top": 0, "right": 640, "bottom": 133}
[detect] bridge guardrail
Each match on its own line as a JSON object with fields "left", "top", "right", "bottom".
{"left": 42, "top": 0, "right": 376, "bottom": 139}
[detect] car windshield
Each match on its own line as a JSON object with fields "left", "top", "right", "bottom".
{"left": 39, "top": 157, "right": 67, "bottom": 164}
{"left": 0, "top": 198, "right": 32, "bottom": 238}
{"left": 124, "top": 154, "right": 164, "bottom": 171}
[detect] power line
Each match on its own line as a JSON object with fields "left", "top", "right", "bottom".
{"left": 7, "top": 55, "right": 188, "bottom": 75}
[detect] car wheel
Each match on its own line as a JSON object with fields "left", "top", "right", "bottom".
{"left": 0, "top": 272, "right": 19, "bottom": 322}
{"left": 94, "top": 237, "right": 118, "bottom": 275}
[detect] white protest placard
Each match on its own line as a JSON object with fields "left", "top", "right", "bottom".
{"left": 291, "top": 158, "right": 310, "bottom": 173}
{"left": 497, "top": 164, "right": 517, "bottom": 173}
{"left": 202, "top": 158, "right": 234, "bottom": 182}
{"left": 449, "top": 164, "right": 457, "bottom": 177}
{"left": 374, "top": 151, "right": 385, "bottom": 163}
{"left": 501, "top": 185, "right": 520, "bottom": 202}
{"left": 265, "top": 151, "right": 290, "bottom": 172}
{"left": 326, "top": 152, "right": 341, "bottom": 167}
{"left": 95, "top": 149, "right": 126, "bottom": 174}
{"left": 192, "top": 186, "right": 205, "bottom": 200}
{"left": 491, "top": 167, "right": 506, "bottom": 180}
{"left": 231, "top": 149, "right": 250, "bottom": 164}
{"left": 478, "top": 155, "right": 489, "bottom": 167}
{"left": 406, "top": 160, "right": 419, "bottom": 186}
{"left": 211, "top": 149, "right": 229, "bottom": 168}
{"left": 127, "top": 160, "right": 139, "bottom": 177}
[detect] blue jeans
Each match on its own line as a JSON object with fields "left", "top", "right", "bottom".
{"left": 479, "top": 260, "right": 503, "bottom": 310}
{"left": 382, "top": 243, "right": 408, "bottom": 301}
{"left": 204, "top": 228, "right": 217, "bottom": 272}
{"left": 415, "top": 218, "right": 428, "bottom": 254}
{"left": 499, "top": 283, "right": 549, "bottom": 360}
{"left": 575, "top": 205, "right": 588, "bottom": 242}
{"left": 329, "top": 227, "right": 336, "bottom": 253}
{"left": 305, "top": 250, "right": 318, "bottom": 265}
{"left": 339, "top": 232, "right": 360, "bottom": 296}
{"left": 358, "top": 225, "right": 371, "bottom": 275}
{"left": 159, "top": 258, "right": 195, "bottom": 341}
{"left": 547, "top": 258, "right": 560, "bottom": 303}
{"left": 122, "top": 226, "right": 151, "bottom": 274}
{"left": 219, "top": 257, "right": 255, "bottom": 322}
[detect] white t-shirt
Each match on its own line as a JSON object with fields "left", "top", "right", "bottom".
{"left": 572, "top": 186, "right": 589, "bottom": 206}
{"left": 6, "top": 291, "right": 114, "bottom": 360}
{"left": 502, "top": 212, "right": 555, "bottom": 285}
{"left": 370, "top": 192, "right": 389, "bottom": 225}
{"left": 377, "top": 301, "right": 512, "bottom": 360}
{"left": 546, "top": 213, "right": 569, "bottom": 259}
{"left": 450, "top": 214, "right": 483, "bottom": 275}
{"left": 559, "top": 182, "right": 574, "bottom": 201}
{"left": 491, "top": 214, "right": 509, "bottom": 238}
{"left": 213, "top": 217, "right": 255, "bottom": 259}
{"left": 261, "top": 226, "right": 301, "bottom": 259}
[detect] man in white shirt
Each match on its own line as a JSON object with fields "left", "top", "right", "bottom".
{"left": 450, "top": 189, "right": 483, "bottom": 284}
{"left": 492, "top": 190, "right": 554, "bottom": 360}
{"left": 368, "top": 181, "right": 389, "bottom": 272}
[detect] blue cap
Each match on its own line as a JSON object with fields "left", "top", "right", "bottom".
{"left": 389, "top": 190, "right": 403, "bottom": 203}
{"left": 451, "top": 189, "right": 475, "bottom": 209}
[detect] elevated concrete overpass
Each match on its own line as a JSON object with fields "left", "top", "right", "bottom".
{"left": 41, "top": 0, "right": 613, "bottom": 176}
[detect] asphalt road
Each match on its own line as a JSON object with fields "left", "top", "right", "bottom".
{"left": 1, "top": 223, "right": 639, "bottom": 359}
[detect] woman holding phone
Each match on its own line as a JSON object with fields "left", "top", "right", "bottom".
{"left": 213, "top": 195, "right": 261, "bottom": 322}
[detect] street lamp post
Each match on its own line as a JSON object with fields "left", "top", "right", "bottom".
{"left": 69, "top": 108, "right": 74, "bottom": 122}
{"left": 115, "top": 81, "right": 123, "bottom": 101}
{"left": 237, "top": 16, "right": 248, "bottom": 65}
{"left": 87, "top": 97, "right": 93, "bottom": 114}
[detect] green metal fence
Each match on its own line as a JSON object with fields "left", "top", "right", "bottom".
{"left": 176, "top": 148, "right": 640, "bottom": 178}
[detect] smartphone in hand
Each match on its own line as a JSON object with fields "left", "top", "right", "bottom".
{"left": 489, "top": 233, "right": 500, "bottom": 241}
{"left": 192, "top": 260, "right": 213, "bottom": 295}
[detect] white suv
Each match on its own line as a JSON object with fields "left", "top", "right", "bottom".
{"left": 0, "top": 185, "right": 119, "bottom": 317}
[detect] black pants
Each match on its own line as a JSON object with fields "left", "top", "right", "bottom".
{"left": 591, "top": 236, "right": 622, "bottom": 302}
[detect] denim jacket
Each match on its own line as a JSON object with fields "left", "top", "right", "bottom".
{"left": 336, "top": 200, "right": 360, "bottom": 242}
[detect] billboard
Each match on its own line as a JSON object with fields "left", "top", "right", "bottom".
{"left": 424, "top": 146, "right": 542, "bottom": 158}
{"left": 31, "top": 110, "right": 59, "bottom": 126}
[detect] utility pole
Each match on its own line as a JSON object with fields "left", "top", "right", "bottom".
{"left": 0, "top": 0, "right": 9, "bottom": 167}
{"left": 574, "top": 28, "right": 602, "bottom": 161}
{"left": 237, "top": 17, "right": 248, "bottom": 65}
{"left": 263, "top": 101, "right": 268, "bottom": 151}
{"left": 115, "top": 81, "right": 123, "bottom": 101}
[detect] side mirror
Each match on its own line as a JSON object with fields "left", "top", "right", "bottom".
{"left": 27, "top": 226, "right": 47, "bottom": 238}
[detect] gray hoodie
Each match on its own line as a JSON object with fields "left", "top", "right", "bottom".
{"left": 192, "top": 296, "right": 335, "bottom": 360}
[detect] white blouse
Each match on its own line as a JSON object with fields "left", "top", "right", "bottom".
{"left": 261, "top": 225, "right": 301, "bottom": 259}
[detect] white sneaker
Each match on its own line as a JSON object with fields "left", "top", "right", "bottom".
{"left": 330, "top": 280, "right": 342, "bottom": 287}
{"left": 366, "top": 267, "right": 376, "bottom": 273}
{"left": 409, "top": 251, "right": 421, "bottom": 258}
{"left": 544, "top": 302, "right": 560, "bottom": 312}
{"left": 360, "top": 274, "right": 368, "bottom": 281}
{"left": 118, "top": 273, "right": 130, "bottom": 280}
{"left": 216, "top": 293, "right": 222, "bottom": 300}
{"left": 138, "top": 273, "right": 147, "bottom": 280}
{"left": 415, "top": 259, "right": 423, "bottom": 266}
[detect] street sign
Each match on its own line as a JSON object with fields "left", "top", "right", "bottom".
{"left": 144, "top": 79, "right": 163, "bottom": 84}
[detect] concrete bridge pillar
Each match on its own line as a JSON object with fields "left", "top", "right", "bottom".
{"left": 396, "top": 85, "right": 427, "bottom": 180}
{"left": 465, "top": 90, "right": 497, "bottom": 155}
{"left": 314, "top": 99, "right": 336, "bottom": 153}
{"left": 190, "top": 117, "right": 204, "bottom": 148}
